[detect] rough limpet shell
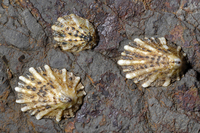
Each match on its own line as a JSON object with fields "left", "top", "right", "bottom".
{"left": 52, "top": 14, "right": 97, "bottom": 52}
{"left": 15, "top": 65, "right": 86, "bottom": 122}
{"left": 118, "top": 37, "right": 187, "bottom": 88}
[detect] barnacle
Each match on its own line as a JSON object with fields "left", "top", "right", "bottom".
{"left": 51, "top": 14, "right": 97, "bottom": 52}
{"left": 15, "top": 65, "right": 86, "bottom": 122}
{"left": 117, "top": 37, "right": 187, "bottom": 88}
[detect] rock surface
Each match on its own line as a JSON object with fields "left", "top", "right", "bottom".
{"left": 0, "top": 0, "right": 200, "bottom": 132}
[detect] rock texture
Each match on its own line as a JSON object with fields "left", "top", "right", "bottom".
{"left": 0, "top": 0, "right": 200, "bottom": 132}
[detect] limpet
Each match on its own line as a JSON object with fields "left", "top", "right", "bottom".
{"left": 52, "top": 14, "right": 97, "bottom": 52}
{"left": 117, "top": 37, "right": 187, "bottom": 87}
{"left": 15, "top": 65, "right": 86, "bottom": 122}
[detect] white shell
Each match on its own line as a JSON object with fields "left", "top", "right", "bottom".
{"left": 15, "top": 65, "right": 86, "bottom": 122}
{"left": 118, "top": 37, "right": 186, "bottom": 87}
{"left": 52, "top": 14, "right": 97, "bottom": 52}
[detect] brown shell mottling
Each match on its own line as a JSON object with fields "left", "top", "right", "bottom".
{"left": 15, "top": 65, "right": 86, "bottom": 122}
{"left": 52, "top": 14, "right": 97, "bottom": 52}
{"left": 117, "top": 37, "right": 187, "bottom": 88}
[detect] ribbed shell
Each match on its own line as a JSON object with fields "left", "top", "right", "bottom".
{"left": 15, "top": 65, "right": 86, "bottom": 122}
{"left": 117, "top": 37, "right": 186, "bottom": 88}
{"left": 52, "top": 14, "right": 97, "bottom": 52}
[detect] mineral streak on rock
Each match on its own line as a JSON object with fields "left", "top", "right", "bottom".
{"left": 117, "top": 37, "right": 187, "bottom": 88}
{"left": 51, "top": 14, "right": 97, "bottom": 52}
{"left": 15, "top": 65, "right": 86, "bottom": 122}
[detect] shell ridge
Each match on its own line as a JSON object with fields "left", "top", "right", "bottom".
{"left": 21, "top": 106, "right": 32, "bottom": 112}
{"left": 142, "top": 72, "right": 159, "bottom": 87}
{"left": 19, "top": 76, "right": 36, "bottom": 86}
{"left": 35, "top": 105, "right": 58, "bottom": 120}
{"left": 56, "top": 110, "right": 63, "bottom": 122}
{"left": 134, "top": 38, "right": 163, "bottom": 55}
{"left": 31, "top": 109, "right": 38, "bottom": 115}
{"left": 44, "top": 65, "right": 56, "bottom": 80}
{"left": 15, "top": 87, "right": 32, "bottom": 94}
{"left": 44, "top": 65, "right": 64, "bottom": 92}
{"left": 16, "top": 99, "right": 35, "bottom": 103}
{"left": 57, "top": 17, "right": 68, "bottom": 26}
{"left": 85, "top": 19, "right": 90, "bottom": 28}
{"left": 71, "top": 77, "right": 81, "bottom": 91}
{"left": 70, "top": 15, "right": 86, "bottom": 34}
{"left": 118, "top": 60, "right": 146, "bottom": 66}
{"left": 124, "top": 45, "right": 150, "bottom": 55}
{"left": 31, "top": 102, "right": 52, "bottom": 109}
{"left": 51, "top": 25, "right": 62, "bottom": 32}
{"left": 126, "top": 65, "right": 164, "bottom": 79}
{"left": 54, "top": 37, "right": 65, "bottom": 42}
{"left": 163, "top": 77, "right": 171, "bottom": 86}
{"left": 70, "top": 14, "right": 80, "bottom": 26}
{"left": 77, "top": 92, "right": 85, "bottom": 97}
{"left": 158, "top": 37, "right": 169, "bottom": 49}
{"left": 29, "top": 67, "right": 46, "bottom": 82}
{"left": 61, "top": 69, "right": 67, "bottom": 82}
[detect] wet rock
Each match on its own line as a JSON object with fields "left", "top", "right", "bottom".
{"left": 0, "top": 55, "right": 9, "bottom": 95}
{"left": 28, "top": 117, "right": 61, "bottom": 133}
{"left": 47, "top": 49, "right": 72, "bottom": 70}
{"left": 0, "top": 0, "right": 200, "bottom": 132}
{"left": 3, "top": 29, "right": 30, "bottom": 49}
{"left": 21, "top": 9, "right": 44, "bottom": 38}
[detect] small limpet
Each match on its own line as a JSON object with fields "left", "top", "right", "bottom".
{"left": 15, "top": 65, "right": 86, "bottom": 122}
{"left": 52, "top": 14, "right": 97, "bottom": 52}
{"left": 117, "top": 37, "right": 187, "bottom": 88}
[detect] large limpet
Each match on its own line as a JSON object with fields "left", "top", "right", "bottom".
{"left": 52, "top": 14, "right": 97, "bottom": 52}
{"left": 15, "top": 65, "right": 86, "bottom": 122}
{"left": 117, "top": 37, "right": 187, "bottom": 88}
